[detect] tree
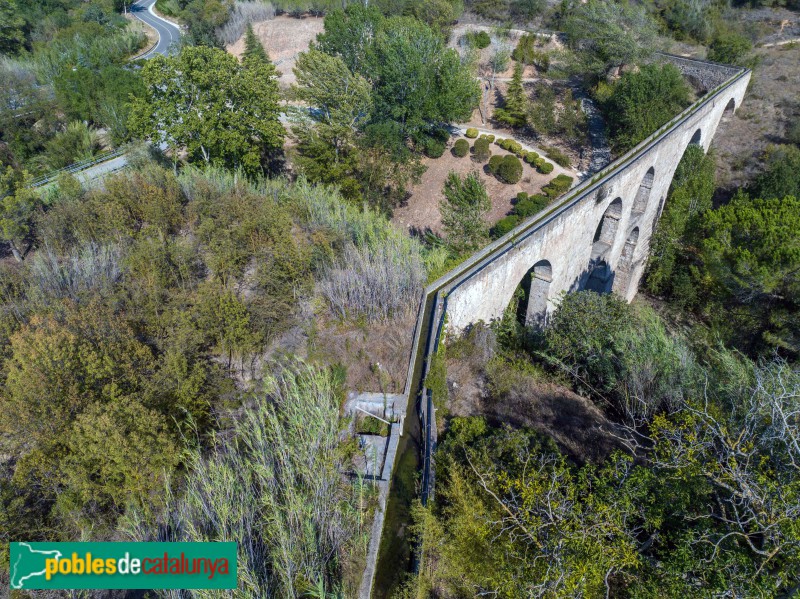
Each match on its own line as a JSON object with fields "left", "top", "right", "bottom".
{"left": 367, "top": 17, "right": 480, "bottom": 141}
{"left": 440, "top": 170, "right": 491, "bottom": 253}
{"left": 129, "top": 46, "right": 284, "bottom": 174}
{"left": 0, "top": 166, "right": 39, "bottom": 261}
{"left": 645, "top": 144, "right": 715, "bottom": 300}
{"left": 603, "top": 63, "right": 690, "bottom": 152}
{"left": 0, "top": 0, "right": 25, "bottom": 55}
{"left": 563, "top": 0, "right": 658, "bottom": 78}
{"left": 494, "top": 62, "right": 528, "bottom": 128}
{"left": 291, "top": 49, "right": 372, "bottom": 198}
{"left": 708, "top": 30, "right": 752, "bottom": 65}
{"left": 749, "top": 144, "right": 800, "bottom": 200}
{"left": 242, "top": 22, "right": 269, "bottom": 63}
{"left": 698, "top": 194, "right": 800, "bottom": 356}
{"left": 315, "top": 4, "right": 384, "bottom": 74}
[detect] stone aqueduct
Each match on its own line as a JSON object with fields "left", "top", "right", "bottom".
{"left": 366, "top": 55, "right": 750, "bottom": 599}
{"left": 441, "top": 56, "right": 750, "bottom": 333}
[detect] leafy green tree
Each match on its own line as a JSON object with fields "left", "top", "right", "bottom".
{"left": 0, "top": 0, "right": 25, "bottom": 54}
{"left": 291, "top": 49, "right": 372, "bottom": 198}
{"left": 130, "top": 46, "right": 284, "bottom": 174}
{"left": 698, "top": 194, "right": 800, "bottom": 356}
{"left": 367, "top": 17, "right": 480, "bottom": 141}
{"left": 749, "top": 144, "right": 800, "bottom": 200}
{"left": 603, "top": 63, "right": 690, "bottom": 152}
{"left": 494, "top": 62, "right": 528, "bottom": 128}
{"left": 563, "top": 0, "right": 658, "bottom": 78}
{"left": 646, "top": 144, "right": 715, "bottom": 300}
{"left": 0, "top": 166, "right": 40, "bottom": 261}
{"left": 708, "top": 30, "right": 752, "bottom": 65}
{"left": 62, "top": 400, "right": 180, "bottom": 511}
{"left": 440, "top": 170, "right": 491, "bottom": 253}
{"left": 315, "top": 4, "right": 384, "bottom": 74}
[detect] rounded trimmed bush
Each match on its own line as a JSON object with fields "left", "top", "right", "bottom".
{"left": 492, "top": 215, "right": 521, "bottom": 239}
{"left": 423, "top": 138, "right": 446, "bottom": 158}
{"left": 533, "top": 157, "right": 544, "bottom": 168}
{"left": 453, "top": 138, "right": 470, "bottom": 157}
{"left": 538, "top": 161, "right": 554, "bottom": 174}
{"left": 488, "top": 154, "right": 503, "bottom": 174}
{"left": 514, "top": 194, "right": 549, "bottom": 217}
{"left": 483, "top": 134, "right": 495, "bottom": 143}
{"left": 465, "top": 128, "right": 479, "bottom": 138}
{"left": 495, "top": 138, "right": 505, "bottom": 146}
{"left": 497, "top": 154, "right": 523, "bottom": 184}
{"left": 472, "top": 138, "right": 491, "bottom": 162}
{"left": 516, "top": 191, "right": 529, "bottom": 203}
{"left": 524, "top": 151, "right": 539, "bottom": 163}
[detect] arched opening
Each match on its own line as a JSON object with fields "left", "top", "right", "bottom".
{"left": 613, "top": 227, "right": 640, "bottom": 295}
{"left": 592, "top": 197, "right": 623, "bottom": 259}
{"left": 722, "top": 98, "right": 735, "bottom": 119}
{"left": 513, "top": 260, "right": 553, "bottom": 329}
{"left": 526, "top": 260, "right": 552, "bottom": 328}
{"left": 631, "top": 167, "right": 655, "bottom": 215}
{"left": 586, "top": 260, "right": 613, "bottom": 293}
{"left": 690, "top": 128, "right": 702, "bottom": 146}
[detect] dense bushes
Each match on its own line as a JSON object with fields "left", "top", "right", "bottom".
{"left": 514, "top": 192, "right": 548, "bottom": 217}
{"left": 542, "top": 174, "right": 573, "bottom": 197}
{"left": 465, "top": 127, "right": 479, "bottom": 138}
{"left": 511, "top": 33, "right": 549, "bottom": 71}
{"left": 472, "top": 137, "right": 491, "bottom": 162}
{"left": 453, "top": 138, "right": 470, "bottom": 157}
{"left": 600, "top": 63, "right": 690, "bottom": 152}
{"left": 497, "top": 154, "right": 523, "bottom": 184}
{"left": 467, "top": 30, "right": 491, "bottom": 49}
{"left": 538, "top": 160, "right": 554, "bottom": 174}
{"left": 541, "top": 145, "right": 570, "bottom": 168}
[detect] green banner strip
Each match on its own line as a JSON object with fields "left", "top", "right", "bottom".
{"left": 10, "top": 542, "right": 237, "bottom": 590}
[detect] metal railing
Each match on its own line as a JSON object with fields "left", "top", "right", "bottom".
{"left": 29, "top": 148, "right": 126, "bottom": 188}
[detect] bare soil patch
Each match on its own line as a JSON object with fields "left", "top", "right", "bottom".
{"left": 311, "top": 311, "right": 418, "bottom": 396}
{"left": 393, "top": 134, "right": 578, "bottom": 235}
{"left": 711, "top": 41, "right": 800, "bottom": 195}
{"left": 226, "top": 15, "right": 324, "bottom": 88}
{"left": 446, "top": 338, "right": 627, "bottom": 464}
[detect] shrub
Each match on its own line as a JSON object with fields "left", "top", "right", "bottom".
{"left": 470, "top": 30, "right": 491, "bottom": 49}
{"left": 524, "top": 151, "right": 539, "bottom": 164}
{"left": 423, "top": 137, "right": 446, "bottom": 158}
{"left": 453, "top": 139, "right": 470, "bottom": 157}
{"left": 508, "top": 140, "right": 523, "bottom": 155}
{"left": 473, "top": 138, "right": 492, "bottom": 162}
{"left": 492, "top": 215, "right": 521, "bottom": 238}
{"left": 551, "top": 174, "right": 574, "bottom": 191}
{"left": 542, "top": 145, "right": 571, "bottom": 167}
{"left": 516, "top": 191, "right": 529, "bottom": 204}
{"left": 708, "top": 31, "right": 752, "bottom": 65}
{"left": 538, "top": 161, "right": 554, "bottom": 174}
{"left": 495, "top": 138, "right": 505, "bottom": 146}
{"left": 465, "top": 128, "right": 479, "bottom": 138}
{"left": 497, "top": 155, "right": 523, "bottom": 184}
{"left": 514, "top": 194, "right": 549, "bottom": 217}
{"left": 488, "top": 154, "right": 504, "bottom": 174}
{"left": 480, "top": 133, "right": 496, "bottom": 143}
{"left": 511, "top": 33, "right": 550, "bottom": 71}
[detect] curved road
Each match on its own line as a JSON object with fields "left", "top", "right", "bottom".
{"left": 30, "top": 1, "right": 181, "bottom": 188}
{"left": 131, "top": 0, "right": 181, "bottom": 59}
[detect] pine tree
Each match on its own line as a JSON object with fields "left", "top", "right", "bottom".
{"left": 494, "top": 62, "right": 528, "bottom": 128}
{"left": 243, "top": 23, "right": 270, "bottom": 64}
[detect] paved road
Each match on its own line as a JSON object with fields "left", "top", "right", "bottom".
{"left": 131, "top": 0, "right": 181, "bottom": 59}
{"left": 31, "top": 1, "right": 180, "bottom": 188}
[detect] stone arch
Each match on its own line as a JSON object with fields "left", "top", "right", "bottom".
{"left": 613, "top": 227, "right": 640, "bottom": 295}
{"left": 690, "top": 128, "right": 702, "bottom": 146}
{"left": 592, "top": 197, "right": 623, "bottom": 257}
{"left": 509, "top": 259, "right": 553, "bottom": 329}
{"left": 632, "top": 167, "right": 655, "bottom": 215}
{"left": 723, "top": 98, "right": 735, "bottom": 118}
{"left": 524, "top": 260, "right": 552, "bottom": 328}
{"left": 586, "top": 260, "right": 613, "bottom": 293}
